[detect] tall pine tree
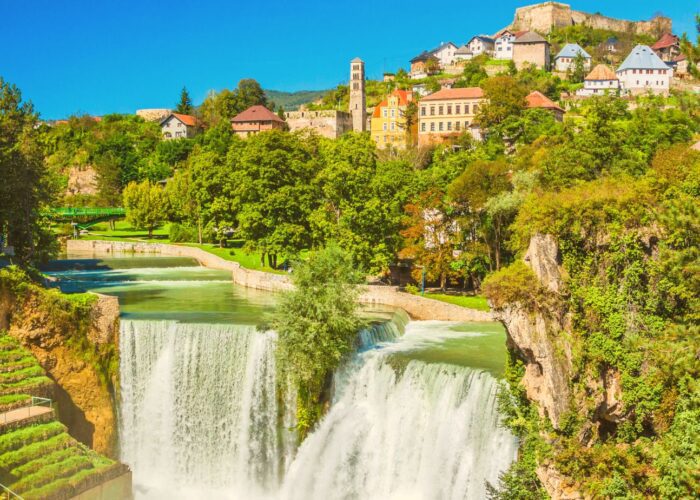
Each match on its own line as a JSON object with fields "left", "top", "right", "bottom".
{"left": 175, "top": 86, "right": 194, "bottom": 114}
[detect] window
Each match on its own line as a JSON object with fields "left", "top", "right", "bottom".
{"left": 438, "top": 105, "right": 444, "bottom": 115}
{"left": 430, "top": 106, "right": 435, "bottom": 116}
{"left": 473, "top": 104, "right": 479, "bottom": 113}
{"left": 375, "top": 135, "right": 379, "bottom": 141}
{"left": 353, "top": 64, "right": 359, "bottom": 71}
{"left": 384, "top": 135, "right": 388, "bottom": 142}
{"left": 430, "top": 122, "right": 435, "bottom": 131}
{"left": 383, "top": 123, "right": 387, "bottom": 131}
{"left": 421, "top": 123, "right": 426, "bottom": 132}
{"left": 439, "top": 122, "right": 443, "bottom": 131}
{"left": 464, "top": 121, "right": 469, "bottom": 128}
{"left": 390, "top": 122, "right": 395, "bottom": 131}
{"left": 455, "top": 121, "right": 460, "bottom": 131}
{"left": 455, "top": 104, "right": 461, "bottom": 114}
{"left": 383, "top": 109, "right": 388, "bottom": 118}
{"left": 390, "top": 109, "right": 395, "bottom": 118}
{"left": 447, "top": 122, "right": 452, "bottom": 131}
{"left": 464, "top": 104, "right": 470, "bottom": 114}
{"left": 447, "top": 105, "right": 452, "bottom": 115}
{"left": 421, "top": 106, "right": 426, "bottom": 116}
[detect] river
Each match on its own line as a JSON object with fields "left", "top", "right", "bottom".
{"left": 47, "top": 253, "right": 517, "bottom": 499}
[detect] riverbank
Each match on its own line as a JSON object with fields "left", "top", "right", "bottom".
{"left": 66, "top": 239, "right": 494, "bottom": 323}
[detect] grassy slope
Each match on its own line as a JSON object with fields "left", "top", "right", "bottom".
{"left": 423, "top": 292, "right": 490, "bottom": 312}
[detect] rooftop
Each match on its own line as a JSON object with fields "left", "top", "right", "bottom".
{"left": 421, "top": 87, "right": 484, "bottom": 101}
{"left": 585, "top": 64, "right": 618, "bottom": 81}
{"left": 372, "top": 90, "right": 413, "bottom": 118}
{"left": 526, "top": 91, "right": 564, "bottom": 113}
{"left": 513, "top": 31, "right": 548, "bottom": 44}
{"left": 231, "top": 105, "right": 284, "bottom": 123}
{"left": 555, "top": 43, "right": 591, "bottom": 60}
{"left": 651, "top": 33, "right": 679, "bottom": 50}
{"left": 617, "top": 45, "right": 669, "bottom": 72}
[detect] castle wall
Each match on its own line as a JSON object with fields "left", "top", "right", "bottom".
{"left": 284, "top": 110, "right": 353, "bottom": 138}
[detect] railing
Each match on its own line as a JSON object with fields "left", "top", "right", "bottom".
{"left": 0, "top": 482, "right": 24, "bottom": 500}
{"left": 45, "top": 207, "right": 126, "bottom": 218}
{"left": 0, "top": 397, "right": 53, "bottom": 426}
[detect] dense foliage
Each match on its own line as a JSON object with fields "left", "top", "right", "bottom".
{"left": 272, "top": 245, "right": 363, "bottom": 437}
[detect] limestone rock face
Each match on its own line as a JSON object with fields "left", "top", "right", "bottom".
{"left": 536, "top": 463, "right": 585, "bottom": 500}
{"left": 524, "top": 233, "right": 562, "bottom": 293}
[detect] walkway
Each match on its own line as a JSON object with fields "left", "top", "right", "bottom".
{"left": 0, "top": 405, "right": 53, "bottom": 427}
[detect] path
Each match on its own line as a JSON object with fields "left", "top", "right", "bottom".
{"left": 0, "top": 405, "right": 53, "bottom": 426}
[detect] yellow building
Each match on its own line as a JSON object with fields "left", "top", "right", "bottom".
{"left": 370, "top": 90, "right": 416, "bottom": 149}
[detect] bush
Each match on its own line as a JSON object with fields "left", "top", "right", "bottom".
{"left": 482, "top": 260, "right": 544, "bottom": 310}
{"left": 169, "top": 223, "right": 198, "bottom": 243}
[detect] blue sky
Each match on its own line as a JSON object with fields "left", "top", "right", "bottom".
{"left": 1, "top": 1, "right": 696, "bottom": 118}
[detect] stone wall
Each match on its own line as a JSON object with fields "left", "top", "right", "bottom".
{"left": 66, "top": 240, "right": 493, "bottom": 322}
{"left": 511, "top": 2, "right": 670, "bottom": 36}
{"left": 284, "top": 110, "right": 353, "bottom": 139}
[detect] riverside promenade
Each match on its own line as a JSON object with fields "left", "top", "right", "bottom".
{"left": 66, "top": 240, "right": 494, "bottom": 323}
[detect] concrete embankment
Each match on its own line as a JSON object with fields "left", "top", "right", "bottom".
{"left": 67, "top": 240, "right": 494, "bottom": 322}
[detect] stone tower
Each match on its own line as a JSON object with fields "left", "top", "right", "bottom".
{"left": 349, "top": 57, "right": 366, "bottom": 132}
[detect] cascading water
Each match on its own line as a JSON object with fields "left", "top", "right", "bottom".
{"left": 119, "top": 320, "right": 292, "bottom": 499}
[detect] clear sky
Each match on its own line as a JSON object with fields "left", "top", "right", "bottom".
{"left": 1, "top": 0, "right": 696, "bottom": 119}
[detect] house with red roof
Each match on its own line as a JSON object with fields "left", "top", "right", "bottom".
{"left": 651, "top": 33, "right": 681, "bottom": 63}
{"left": 526, "top": 91, "right": 565, "bottom": 121}
{"left": 160, "top": 113, "right": 199, "bottom": 140}
{"left": 370, "top": 90, "right": 416, "bottom": 149}
{"left": 231, "top": 105, "right": 285, "bottom": 138}
{"left": 417, "top": 87, "right": 486, "bottom": 146}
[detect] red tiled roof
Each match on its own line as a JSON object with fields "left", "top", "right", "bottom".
{"left": 420, "top": 87, "right": 484, "bottom": 101}
{"left": 171, "top": 113, "right": 197, "bottom": 127}
{"left": 651, "top": 33, "right": 679, "bottom": 50}
{"left": 526, "top": 91, "right": 564, "bottom": 113}
{"left": 585, "top": 64, "right": 618, "bottom": 81}
{"left": 372, "top": 90, "right": 413, "bottom": 118}
{"left": 231, "top": 105, "right": 284, "bottom": 123}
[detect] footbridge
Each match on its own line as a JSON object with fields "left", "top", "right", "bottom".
{"left": 45, "top": 207, "right": 126, "bottom": 231}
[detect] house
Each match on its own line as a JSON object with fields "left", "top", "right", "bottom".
{"left": 160, "top": 113, "right": 198, "bottom": 140}
{"left": 512, "top": 31, "right": 550, "bottom": 70}
{"left": 383, "top": 73, "right": 396, "bottom": 82}
{"left": 454, "top": 45, "right": 474, "bottom": 62}
{"left": 466, "top": 35, "right": 495, "bottom": 57}
{"left": 673, "top": 54, "right": 689, "bottom": 77}
{"left": 371, "top": 90, "right": 416, "bottom": 149}
{"left": 554, "top": 43, "right": 592, "bottom": 72}
{"left": 231, "top": 105, "right": 285, "bottom": 138}
{"left": 616, "top": 45, "right": 673, "bottom": 95}
{"left": 576, "top": 65, "right": 620, "bottom": 96}
{"left": 417, "top": 87, "right": 486, "bottom": 146}
{"left": 494, "top": 30, "right": 525, "bottom": 60}
{"left": 429, "top": 42, "right": 459, "bottom": 67}
{"left": 651, "top": 33, "right": 681, "bottom": 62}
{"left": 603, "top": 36, "right": 620, "bottom": 54}
{"left": 284, "top": 109, "right": 352, "bottom": 139}
{"left": 526, "top": 91, "right": 565, "bottom": 121}
{"left": 410, "top": 51, "right": 440, "bottom": 78}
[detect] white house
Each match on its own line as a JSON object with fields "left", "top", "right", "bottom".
{"left": 160, "top": 113, "right": 198, "bottom": 140}
{"left": 554, "top": 43, "right": 592, "bottom": 72}
{"left": 466, "top": 35, "right": 495, "bottom": 57}
{"left": 494, "top": 30, "right": 519, "bottom": 60}
{"left": 616, "top": 45, "right": 673, "bottom": 95}
{"left": 577, "top": 64, "right": 620, "bottom": 96}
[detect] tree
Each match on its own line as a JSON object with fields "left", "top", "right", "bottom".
{"left": 569, "top": 52, "right": 587, "bottom": 83}
{"left": 273, "top": 245, "right": 363, "bottom": 437}
{"left": 122, "top": 180, "right": 166, "bottom": 238}
{"left": 196, "top": 79, "right": 268, "bottom": 126}
{"left": 175, "top": 86, "right": 194, "bottom": 114}
{"left": 477, "top": 76, "right": 528, "bottom": 129}
{"left": 0, "top": 78, "right": 56, "bottom": 265}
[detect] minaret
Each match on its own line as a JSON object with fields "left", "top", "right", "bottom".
{"left": 349, "top": 57, "right": 366, "bottom": 131}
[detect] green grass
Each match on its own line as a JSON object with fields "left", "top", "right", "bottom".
{"left": 0, "top": 422, "right": 66, "bottom": 454}
{"left": 424, "top": 292, "right": 491, "bottom": 312}
{"left": 0, "top": 433, "right": 74, "bottom": 469}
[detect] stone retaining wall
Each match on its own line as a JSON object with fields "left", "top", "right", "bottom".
{"left": 67, "top": 240, "right": 493, "bottom": 322}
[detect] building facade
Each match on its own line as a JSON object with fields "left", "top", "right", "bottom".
{"left": 417, "top": 87, "right": 485, "bottom": 146}
{"left": 466, "top": 36, "right": 495, "bottom": 57}
{"left": 512, "top": 31, "right": 550, "bottom": 70}
{"left": 651, "top": 33, "right": 681, "bottom": 62}
{"left": 526, "top": 91, "right": 565, "bottom": 121}
{"left": 554, "top": 43, "right": 592, "bottom": 72}
{"left": 284, "top": 109, "right": 353, "bottom": 138}
{"left": 230, "top": 105, "right": 285, "bottom": 138}
{"left": 616, "top": 45, "right": 673, "bottom": 95}
{"left": 494, "top": 30, "right": 519, "bottom": 60}
{"left": 349, "top": 58, "right": 367, "bottom": 131}
{"left": 370, "top": 90, "right": 416, "bottom": 149}
{"left": 160, "top": 113, "right": 198, "bottom": 140}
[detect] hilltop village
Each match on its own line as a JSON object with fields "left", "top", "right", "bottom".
{"left": 127, "top": 1, "right": 695, "bottom": 151}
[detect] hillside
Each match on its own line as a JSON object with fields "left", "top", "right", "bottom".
{"left": 265, "top": 89, "right": 329, "bottom": 110}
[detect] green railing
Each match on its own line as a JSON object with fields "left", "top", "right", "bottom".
{"left": 0, "top": 397, "right": 53, "bottom": 426}
{"left": 45, "top": 207, "right": 126, "bottom": 218}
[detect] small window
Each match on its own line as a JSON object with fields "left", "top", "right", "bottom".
{"left": 447, "top": 105, "right": 452, "bottom": 115}
{"left": 421, "top": 123, "right": 426, "bottom": 132}
{"left": 430, "top": 122, "right": 435, "bottom": 131}
{"left": 455, "top": 122, "right": 461, "bottom": 131}
{"left": 383, "top": 123, "right": 387, "bottom": 131}
{"left": 439, "top": 122, "right": 443, "bottom": 131}
{"left": 430, "top": 106, "right": 435, "bottom": 116}
{"left": 421, "top": 106, "right": 426, "bottom": 116}
{"left": 447, "top": 122, "right": 452, "bottom": 131}
{"left": 438, "top": 105, "right": 444, "bottom": 115}
{"left": 390, "top": 109, "right": 395, "bottom": 118}
{"left": 473, "top": 104, "right": 479, "bottom": 113}
{"left": 390, "top": 122, "right": 395, "bottom": 131}
{"left": 464, "top": 104, "right": 470, "bottom": 114}
{"left": 455, "top": 104, "right": 461, "bottom": 114}
{"left": 383, "top": 109, "right": 388, "bottom": 118}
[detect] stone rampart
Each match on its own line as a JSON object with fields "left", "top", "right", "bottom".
{"left": 67, "top": 240, "right": 493, "bottom": 322}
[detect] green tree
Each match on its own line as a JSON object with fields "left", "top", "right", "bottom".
{"left": 569, "top": 52, "right": 587, "bottom": 83}
{"left": 0, "top": 78, "right": 57, "bottom": 265}
{"left": 477, "top": 76, "right": 528, "bottom": 129}
{"left": 175, "top": 86, "right": 194, "bottom": 114}
{"left": 122, "top": 179, "right": 166, "bottom": 238}
{"left": 273, "top": 245, "right": 363, "bottom": 438}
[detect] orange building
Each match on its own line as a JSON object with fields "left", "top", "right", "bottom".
{"left": 370, "top": 90, "right": 416, "bottom": 149}
{"left": 231, "top": 105, "right": 285, "bottom": 138}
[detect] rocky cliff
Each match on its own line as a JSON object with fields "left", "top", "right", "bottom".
{"left": 510, "top": 2, "right": 671, "bottom": 36}
{"left": 0, "top": 269, "right": 120, "bottom": 457}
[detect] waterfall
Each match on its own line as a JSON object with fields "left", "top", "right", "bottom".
{"left": 119, "top": 320, "right": 291, "bottom": 499}
{"left": 119, "top": 316, "right": 516, "bottom": 500}
{"left": 279, "top": 352, "right": 517, "bottom": 500}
